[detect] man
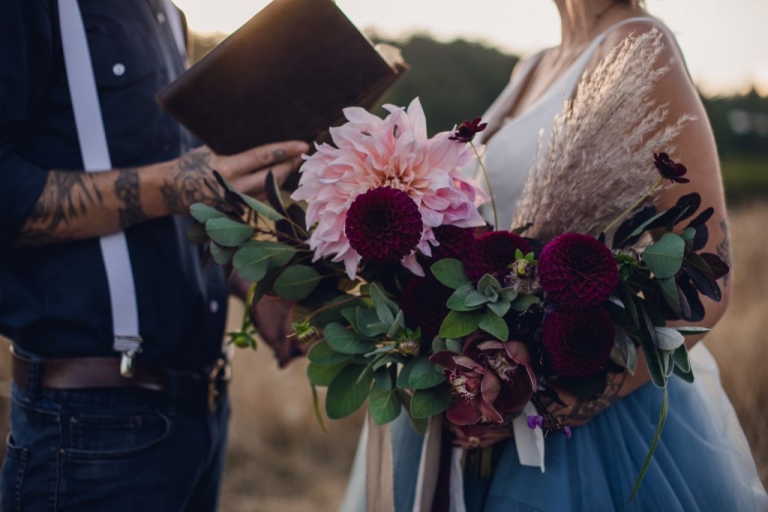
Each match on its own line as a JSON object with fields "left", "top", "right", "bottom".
{"left": 0, "top": 1, "right": 307, "bottom": 510}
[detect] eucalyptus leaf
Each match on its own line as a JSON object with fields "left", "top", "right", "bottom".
{"left": 369, "top": 384, "right": 402, "bottom": 425}
{"left": 387, "top": 310, "right": 406, "bottom": 339}
{"left": 408, "top": 356, "right": 446, "bottom": 390}
{"left": 307, "top": 340, "right": 352, "bottom": 366}
{"left": 307, "top": 361, "right": 348, "bottom": 386}
{"left": 439, "top": 310, "right": 484, "bottom": 339}
{"left": 478, "top": 311, "right": 509, "bottom": 341}
{"left": 210, "top": 242, "right": 235, "bottom": 266}
{"left": 190, "top": 203, "right": 225, "bottom": 223}
{"left": 673, "top": 364, "right": 695, "bottom": 383}
{"left": 324, "top": 322, "right": 373, "bottom": 355}
{"left": 373, "top": 366, "right": 394, "bottom": 391}
{"left": 641, "top": 341, "right": 667, "bottom": 388}
{"left": 410, "top": 385, "right": 453, "bottom": 418}
{"left": 356, "top": 308, "right": 388, "bottom": 338}
{"left": 205, "top": 217, "right": 254, "bottom": 247}
{"left": 477, "top": 274, "right": 501, "bottom": 293}
{"left": 232, "top": 246, "right": 271, "bottom": 282}
{"left": 432, "top": 338, "right": 447, "bottom": 353}
{"left": 643, "top": 233, "right": 685, "bottom": 279}
{"left": 326, "top": 365, "right": 373, "bottom": 419}
{"left": 445, "top": 338, "right": 464, "bottom": 353}
{"left": 370, "top": 283, "right": 398, "bottom": 326}
{"left": 273, "top": 265, "right": 322, "bottom": 300}
{"left": 397, "top": 357, "right": 417, "bottom": 389}
{"left": 430, "top": 259, "right": 471, "bottom": 290}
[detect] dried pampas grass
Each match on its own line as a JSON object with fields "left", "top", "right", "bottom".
{"left": 511, "top": 29, "right": 694, "bottom": 242}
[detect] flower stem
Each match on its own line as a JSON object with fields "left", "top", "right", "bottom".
{"left": 471, "top": 142, "right": 498, "bottom": 230}
{"left": 602, "top": 177, "right": 664, "bottom": 235}
{"left": 302, "top": 294, "right": 370, "bottom": 323}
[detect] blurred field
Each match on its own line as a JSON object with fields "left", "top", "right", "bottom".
{"left": 1, "top": 203, "right": 766, "bottom": 510}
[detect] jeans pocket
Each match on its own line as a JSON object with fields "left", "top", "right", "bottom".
{"left": 63, "top": 408, "right": 171, "bottom": 460}
{"left": 1, "top": 433, "right": 28, "bottom": 512}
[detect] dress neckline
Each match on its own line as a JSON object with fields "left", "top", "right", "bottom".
{"left": 480, "top": 16, "right": 659, "bottom": 146}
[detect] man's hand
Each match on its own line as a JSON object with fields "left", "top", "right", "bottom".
{"left": 163, "top": 141, "right": 309, "bottom": 214}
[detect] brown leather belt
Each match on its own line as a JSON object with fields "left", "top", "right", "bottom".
{"left": 11, "top": 350, "right": 230, "bottom": 412}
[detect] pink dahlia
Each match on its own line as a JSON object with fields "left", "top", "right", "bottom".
{"left": 292, "top": 98, "right": 488, "bottom": 279}
{"left": 345, "top": 187, "right": 423, "bottom": 264}
{"left": 541, "top": 308, "right": 615, "bottom": 378}
{"left": 538, "top": 233, "right": 619, "bottom": 309}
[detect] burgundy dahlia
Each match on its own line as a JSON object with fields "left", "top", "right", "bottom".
{"left": 345, "top": 187, "right": 423, "bottom": 265}
{"left": 466, "top": 231, "right": 532, "bottom": 283}
{"left": 400, "top": 275, "right": 453, "bottom": 341}
{"left": 654, "top": 152, "right": 690, "bottom": 184}
{"left": 541, "top": 308, "right": 615, "bottom": 378}
{"left": 538, "top": 233, "right": 619, "bottom": 309}
{"left": 449, "top": 117, "right": 487, "bottom": 143}
{"left": 431, "top": 225, "right": 477, "bottom": 262}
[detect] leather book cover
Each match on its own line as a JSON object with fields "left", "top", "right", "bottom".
{"left": 157, "top": 0, "right": 407, "bottom": 155}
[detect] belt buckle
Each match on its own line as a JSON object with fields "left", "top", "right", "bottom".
{"left": 207, "top": 358, "right": 228, "bottom": 414}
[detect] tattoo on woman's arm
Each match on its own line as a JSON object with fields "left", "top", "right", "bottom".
{"left": 16, "top": 171, "right": 104, "bottom": 246}
{"left": 543, "top": 372, "right": 628, "bottom": 427}
{"left": 161, "top": 148, "right": 213, "bottom": 214}
{"left": 716, "top": 219, "right": 732, "bottom": 286}
{"left": 114, "top": 168, "right": 146, "bottom": 229}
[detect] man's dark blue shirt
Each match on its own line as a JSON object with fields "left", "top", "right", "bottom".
{"left": 0, "top": 0, "right": 229, "bottom": 371}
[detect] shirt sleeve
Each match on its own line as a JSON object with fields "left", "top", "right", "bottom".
{"left": 0, "top": 0, "right": 52, "bottom": 250}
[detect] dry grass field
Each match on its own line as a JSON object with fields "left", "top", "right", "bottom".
{"left": 1, "top": 203, "right": 766, "bottom": 511}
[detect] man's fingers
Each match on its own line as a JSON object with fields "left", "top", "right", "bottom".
{"left": 238, "top": 156, "right": 303, "bottom": 197}
{"left": 241, "top": 141, "right": 309, "bottom": 172}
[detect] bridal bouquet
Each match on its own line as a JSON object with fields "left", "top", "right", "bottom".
{"left": 188, "top": 29, "right": 728, "bottom": 500}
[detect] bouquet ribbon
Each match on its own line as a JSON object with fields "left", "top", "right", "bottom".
{"left": 364, "top": 401, "right": 545, "bottom": 512}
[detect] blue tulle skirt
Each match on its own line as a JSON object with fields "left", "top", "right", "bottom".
{"left": 339, "top": 345, "right": 768, "bottom": 512}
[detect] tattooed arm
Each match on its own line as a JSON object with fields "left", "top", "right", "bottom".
{"left": 14, "top": 141, "right": 308, "bottom": 247}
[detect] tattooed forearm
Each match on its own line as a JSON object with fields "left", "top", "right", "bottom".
{"left": 542, "top": 372, "right": 628, "bottom": 428}
{"left": 16, "top": 171, "right": 104, "bottom": 246}
{"left": 160, "top": 147, "right": 214, "bottom": 214}
{"left": 717, "top": 219, "right": 732, "bottom": 286}
{"left": 114, "top": 168, "right": 147, "bottom": 229}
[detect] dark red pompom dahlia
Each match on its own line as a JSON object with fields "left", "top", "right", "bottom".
{"left": 345, "top": 187, "right": 423, "bottom": 264}
{"left": 466, "top": 231, "right": 532, "bottom": 283}
{"left": 538, "top": 233, "right": 619, "bottom": 309}
{"left": 541, "top": 308, "right": 615, "bottom": 378}
{"left": 431, "top": 225, "right": 477, "bottom": 262}
{"left": 400, "top": 275, "right": 453, "bottom": 341}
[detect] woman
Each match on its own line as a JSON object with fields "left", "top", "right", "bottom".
{"left": 340, "top": 1, "right": 768, "bottom": 510}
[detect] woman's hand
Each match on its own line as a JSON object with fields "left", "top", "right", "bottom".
{"left": 541, "top": 371, "right": 628, "bottom": 428}
{"left": 449, "top": 422, "right": 516, "bottom": 450}
{"left": 249, "top": 295, "right": 310, "bottom": 368}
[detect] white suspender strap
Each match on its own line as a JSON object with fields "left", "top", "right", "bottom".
{"left": 58, "top": 0, "right": 143, "bottom": 370}
{"left": 162, "top": 0, "right": 188, "bottom": 61}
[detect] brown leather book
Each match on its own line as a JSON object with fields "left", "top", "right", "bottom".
{"left": 157, "top": 0, "right": 407, "bottom": 155}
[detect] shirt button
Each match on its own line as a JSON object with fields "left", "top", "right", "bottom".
{"left": 157, "top": 12, "right": 167, "bottom": 24}
{"left": 112, "top": 63, "right": 126, "bottom": 76}
{"left": 209, "top": 300, "right": 220, "bottom": 314}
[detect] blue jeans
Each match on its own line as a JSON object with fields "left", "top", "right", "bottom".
{"left": 0, "top": 358, "right": 230, "bottom": 512}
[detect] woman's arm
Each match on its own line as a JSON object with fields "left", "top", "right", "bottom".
{"left": 548, "top": 21, "right": 731, "bottom": 427}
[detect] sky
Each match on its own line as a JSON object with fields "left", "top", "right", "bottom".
{"left": 173, "top": 0, "right": 768, "bottom": 97}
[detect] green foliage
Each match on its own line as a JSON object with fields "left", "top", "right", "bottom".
{"left": 642, "top": 234, "right": 685, "bottom": 279}
{"left": 273, "top": 265, "right": 322, "bottom": 300}
{"left": 410, "top": 384, "right": 453, "bottom": 419}
{"left": 326, "top": 364, "right": 373, "bottom": 419}
{"left": 205, "top": 217, "right": 254, "bottom": 247}
{"left": 430, "top": 259, "right": 471, "bottom": 289}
